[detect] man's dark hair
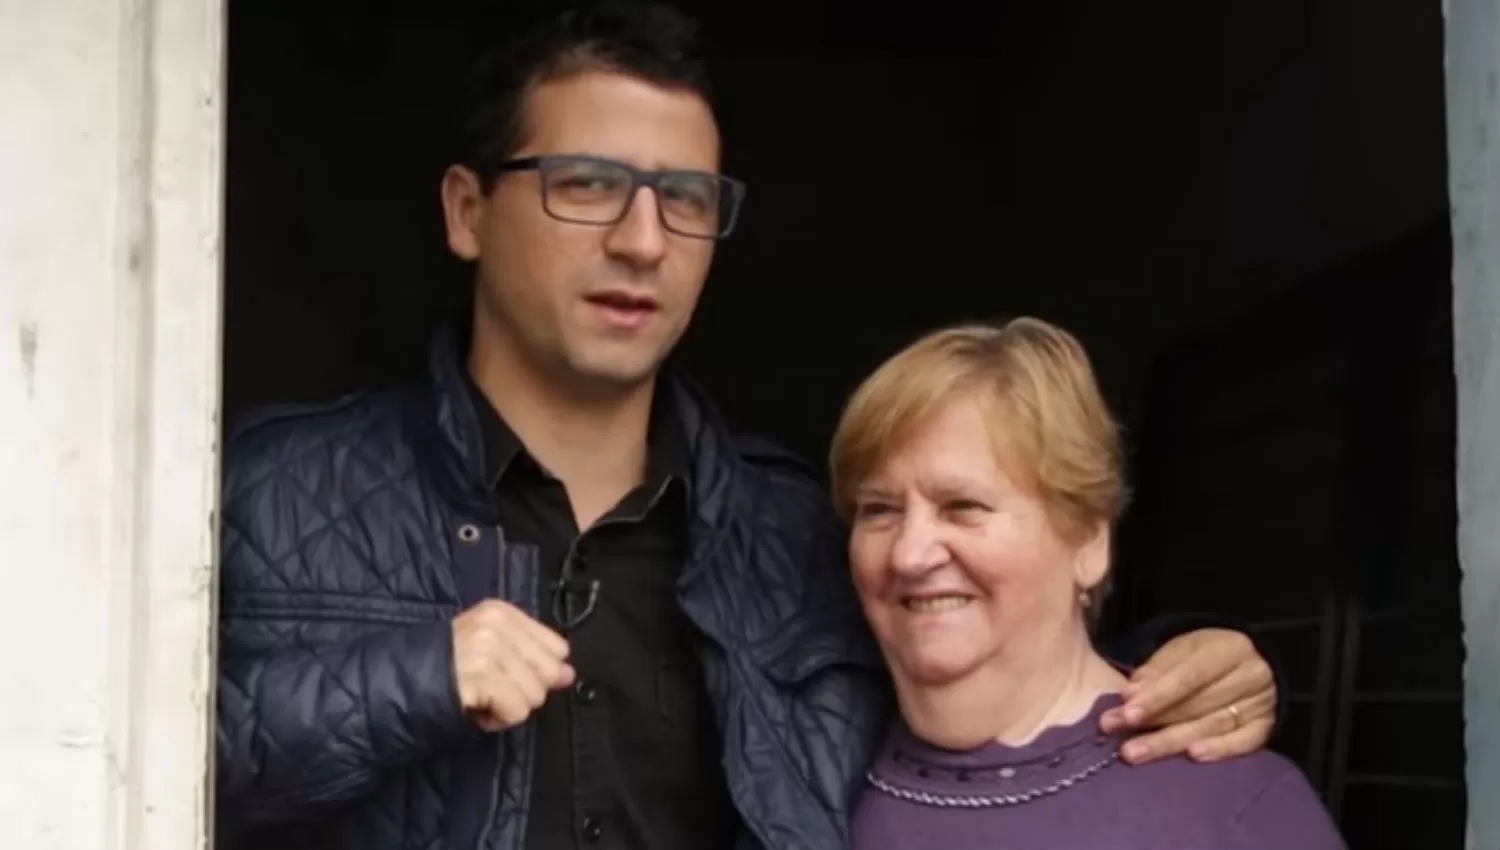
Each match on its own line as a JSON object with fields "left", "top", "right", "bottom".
{"left": 456, "top": 1, "right": 713, "bottom": 192}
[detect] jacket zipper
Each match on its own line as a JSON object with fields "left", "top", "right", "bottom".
{"left": 473, "top": 525, "right": 511, "bottom": 850}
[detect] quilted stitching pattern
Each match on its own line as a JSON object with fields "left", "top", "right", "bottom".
{"left": 217, "top": 393, "right": 479, "bottom": 850}
{"left": 213, "top": 334, "right": 893, "bottom": 850}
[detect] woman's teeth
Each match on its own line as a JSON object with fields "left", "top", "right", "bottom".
{"left": 903, "top": 595, "right": 972, "bottom": 613}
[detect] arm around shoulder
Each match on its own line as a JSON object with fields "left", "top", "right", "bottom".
{"left": 1100, "top": 610, "right": 1291, "bottom": 741}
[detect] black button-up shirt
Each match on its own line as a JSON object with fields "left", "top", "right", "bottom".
{"left": 466, "top": 379, "right": 739, "bottom": 850}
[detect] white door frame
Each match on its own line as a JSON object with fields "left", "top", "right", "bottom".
{"left": 0, "top": 1, "right": 225, "bottom": 849}
{"left": 1447, "top": 1, "right": 1500, "bottom": 848}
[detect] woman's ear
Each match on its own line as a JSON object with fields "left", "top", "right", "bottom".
{"left": 1073, "top": 521, "right": 1111, "bottom": 591}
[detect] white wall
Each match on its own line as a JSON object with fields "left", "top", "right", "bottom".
{"left": 0, "top": 0, "right": 225, "bottom": 848}
{"left": 1446, "top": 1, "right": 1500, "bottom": 848}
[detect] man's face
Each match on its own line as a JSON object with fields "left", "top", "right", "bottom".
{"left": 443, "top": 71, "right": 722, "bottom": 394}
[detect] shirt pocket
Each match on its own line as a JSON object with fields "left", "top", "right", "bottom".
{"left": 656, "top": 658, "right": 713, "bottom": 728}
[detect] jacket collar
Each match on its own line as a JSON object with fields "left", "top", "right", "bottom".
{"left": 413, "top": 324, "right": 738, "bottom": 548}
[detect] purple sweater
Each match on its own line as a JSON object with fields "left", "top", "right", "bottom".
{"left": 851, "top": 694, "right": 1346, "bottom": 850}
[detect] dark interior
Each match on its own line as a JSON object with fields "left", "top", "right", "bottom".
{"left": 224, "top": 1, "right": 1464, "bottom": 846}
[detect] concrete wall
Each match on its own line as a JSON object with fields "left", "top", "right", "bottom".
{"left": 1446, "top": 1, "right": 1500, "bottom": 847}
{"left": 0, "top": 1, "right": 224, "bottom": 849}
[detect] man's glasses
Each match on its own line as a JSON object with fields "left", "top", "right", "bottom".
{"left": 493, "top": 155, "right": 746, "bottom": 240}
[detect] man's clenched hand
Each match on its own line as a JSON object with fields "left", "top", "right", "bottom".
{"left": 453, "top": 599, "right": 577, "bottom": 733}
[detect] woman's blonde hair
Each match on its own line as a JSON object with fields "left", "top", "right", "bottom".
{"left": 829, "top": 317, "right": 1129, "bottom": 546}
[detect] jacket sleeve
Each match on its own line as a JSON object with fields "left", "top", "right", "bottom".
{"left": 216, "top": 618, "right": 472, "bottom": 829}
{"left": 213, "top": 417, "right": 475, "bottom": 832}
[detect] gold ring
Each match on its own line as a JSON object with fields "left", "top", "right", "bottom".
{"left": 1227, "top": 703, "right": 1243, "bottom": 729}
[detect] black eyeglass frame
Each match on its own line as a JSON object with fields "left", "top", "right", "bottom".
{"left": 493, "top": 154, "right": 747, "bottom": 240}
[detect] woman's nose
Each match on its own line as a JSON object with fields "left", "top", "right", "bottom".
{"left": 889, "top": 515, "right": 948, "bottom": 576}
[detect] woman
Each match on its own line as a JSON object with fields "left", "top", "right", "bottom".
{"left": 833, "top": 317, "right": 1344, "bottom": 849}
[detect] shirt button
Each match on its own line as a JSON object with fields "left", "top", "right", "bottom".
{"left": 581, "top": 816, "right": 603, "bottom": 843}
{"left": 575, "top": 680, "right": 597, "bottom": 704}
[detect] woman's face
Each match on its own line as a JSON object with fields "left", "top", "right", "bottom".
{"left": 847, "top": 397, "right": 1106, "bottom": 688}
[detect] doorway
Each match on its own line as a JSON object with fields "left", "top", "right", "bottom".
{"left": 222, "top": 1, "right": 1461, "bottom": 847}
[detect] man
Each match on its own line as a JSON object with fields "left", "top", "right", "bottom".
{"left": 215, "top": 4, "right": 1279, "bottom": 850}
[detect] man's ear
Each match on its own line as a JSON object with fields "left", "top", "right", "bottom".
{"left": 440, "top": 164, "right": 485, "bottom": 261}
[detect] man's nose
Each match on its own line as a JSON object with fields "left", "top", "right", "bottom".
{"left": 889, "top": 513, "right": 948, "bottom": 577}
{"left": 604, "top": 187, "right": 668, "bottom": 267}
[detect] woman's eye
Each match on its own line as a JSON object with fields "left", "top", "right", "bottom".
{"left": 855, "top": 502, "right": 896, "bottom": 518}
{"left": 947, "top": 499, "right": 987, "bottom": 514}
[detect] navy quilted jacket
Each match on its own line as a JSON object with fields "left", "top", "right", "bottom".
{"left": 214, "top": 330, "right": 894, "bottom": 850}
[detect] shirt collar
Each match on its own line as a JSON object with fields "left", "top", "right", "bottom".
{"left": 464, "top": 374, "right": 691, "bottom": 494}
